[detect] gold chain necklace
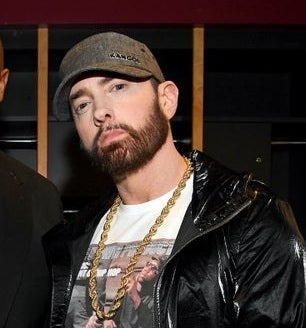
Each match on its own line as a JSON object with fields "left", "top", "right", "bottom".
{"left": 88, "top": 157, "right": 193, "bottom": 320}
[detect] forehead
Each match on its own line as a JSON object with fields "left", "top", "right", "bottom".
{"left": 71, "top": 76, "right": 112, "bottom": 90}
{"left": 69, "top": 75, "right": 154, "bottom": 96}
{"left": 151, "top": 259, "right": 160, "bottom": 266}
{"left": 71, "top": 72, "right": 153, "bottom": 88}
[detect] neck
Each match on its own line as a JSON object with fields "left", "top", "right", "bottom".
{"left": 115, "top": 142, "right": 188, "bottom": 205}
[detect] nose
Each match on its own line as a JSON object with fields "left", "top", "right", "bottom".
{"left": 92, "top": 98, "right": 114, "bottom": 127}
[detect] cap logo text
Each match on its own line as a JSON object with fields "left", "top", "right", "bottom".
{"left": 109, "top": 52, "right": 141, "bottom": 64}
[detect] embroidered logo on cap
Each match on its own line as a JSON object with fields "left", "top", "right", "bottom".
{"left": 109, "top": 52, "right": 141, "bottom": 64}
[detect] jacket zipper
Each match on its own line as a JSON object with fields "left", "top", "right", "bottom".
{"left": 152, "top": 197, "right": 253, "bottom": 328}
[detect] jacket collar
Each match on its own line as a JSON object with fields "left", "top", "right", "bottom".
{"left": 188, "top": 150, "right": 255, "bottom": 232}
{"left": 45, "top": 150, "right": 257, "bottom": 242}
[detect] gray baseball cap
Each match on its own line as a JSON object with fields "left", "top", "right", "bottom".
{"left": 53, "top": 31, "right": 165, "bottom": 121}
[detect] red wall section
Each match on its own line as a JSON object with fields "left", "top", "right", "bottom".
{"left": 1, "top": 0, "right": 306, "bottom": 25}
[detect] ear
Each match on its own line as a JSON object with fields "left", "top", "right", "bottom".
{"left": 157, "top": 81, "right": 179, "bottom": 120}
{"left": 0, "top": 68, "right": 9, "bottom": 102}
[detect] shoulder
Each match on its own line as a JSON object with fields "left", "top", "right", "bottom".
{"left": 226, "top": 181, "right": 305, "bottom": 269}
{"left": 189, "top": 149, "right": 304, "bottom": 243}
{"left": 0, "top": 150, "right": 59, "bottom": 192}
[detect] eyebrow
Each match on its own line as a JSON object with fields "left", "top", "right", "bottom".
{"left": 69, "top": 77, "right": 114, "bottom": 102}
{"left": 69, "top": 89, "right": 85, "bottom": 102}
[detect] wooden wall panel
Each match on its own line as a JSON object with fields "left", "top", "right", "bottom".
{"left": 37, "top": 26, "right": 48, "bottom": 177}
{"left": 192, "top": 27, "right": 204, "bottom": 151}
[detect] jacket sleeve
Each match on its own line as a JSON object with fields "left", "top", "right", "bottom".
{"left": 233, "top": 196, "right": 306, "bottom": 327}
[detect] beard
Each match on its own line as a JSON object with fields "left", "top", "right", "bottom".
{"left": 86, "top": 99, "right": 169, "bottom": 179}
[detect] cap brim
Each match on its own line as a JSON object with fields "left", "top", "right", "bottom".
{"left": 53, "top": 65, "right": 154, "bottom": 121}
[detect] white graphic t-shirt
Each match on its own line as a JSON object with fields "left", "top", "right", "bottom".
{"left": 65, "top": 174, "right": 193, "bottom": 328}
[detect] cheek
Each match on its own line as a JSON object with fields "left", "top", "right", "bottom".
{"left": 146, "top": 272, "right": 156, "bottom": 280}
{"left": 120, "top": 97, "right": 152, "bottom": 120}
{"left": 124, "top": 107, "right": 152, "bottom": 130}
{"left": 74, "top": 120, "right": 95, "bottom": 149}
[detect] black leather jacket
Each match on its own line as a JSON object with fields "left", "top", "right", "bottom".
{"left": 44, "top": 150, "right": 306, "bottom": 327}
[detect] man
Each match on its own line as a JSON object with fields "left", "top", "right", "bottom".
{"left": 85, "top": 256, "right": 163, "bottom": 328}
{"left": 45, "top": 31, "right": 306, "bottom": 327}
{"left": 0, "top": 37, "right": 63, "bottom": 327}
{"left": 117, "top": 256, "right": 164, "bottom": 328}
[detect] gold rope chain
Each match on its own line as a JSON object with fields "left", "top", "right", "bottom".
{"left": 88, "top": 157, "right": 193, "bottom": 320}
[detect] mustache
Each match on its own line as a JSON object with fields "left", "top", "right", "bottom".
{"left": 93, "top": 123, "right": 135, "bottom": 143}
{"left": 96, "top": 124, "right": 121, "bottom": 138}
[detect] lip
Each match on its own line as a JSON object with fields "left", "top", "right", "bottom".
{"left": 99, "top": 128, "right": 126, "bottom": 145}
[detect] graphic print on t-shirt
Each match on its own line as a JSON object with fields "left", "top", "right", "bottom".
{"left": 66, "top": 174, "right": 193, "bottom": 327}
{"left": 65, "top": 238, "right": 174, "bottom": 328}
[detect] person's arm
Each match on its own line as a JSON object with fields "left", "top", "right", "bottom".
{"left": 233, "top": 197, "right": 306, "bottom": 326}
{"left": 127, "top": 275, "right": 141, "bottom": 308}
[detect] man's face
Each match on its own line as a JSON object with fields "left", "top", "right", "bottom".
{"left": 69, "top": 75, "right": 169, "bottom": 178}
{"left": 137, "top": 259, "right": 160, "bottom": 283}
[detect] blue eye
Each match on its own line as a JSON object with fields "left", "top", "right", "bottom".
{"left": 114, "top": 83, "right": 125, "bottom": 91}
{"left": 74, "top": 102, "right": 90, "bottom": 115}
